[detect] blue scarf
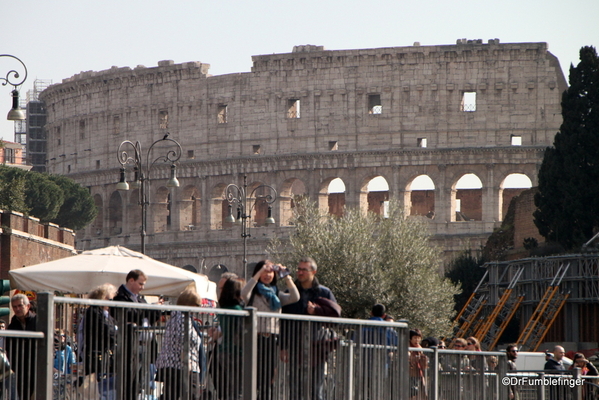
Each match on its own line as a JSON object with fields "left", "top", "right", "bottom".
{"left": 256, "top": 282, "right": 281, "bottom": 311}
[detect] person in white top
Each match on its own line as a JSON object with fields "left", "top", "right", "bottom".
{"left": 241, "top": 260, "right": 299, "bottom": 400}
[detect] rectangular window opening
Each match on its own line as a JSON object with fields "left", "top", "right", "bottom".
{"left": 253, "top": 145, "right": 261, "bottom": 155}
{"left": 95, "top": 160, "right": 101, "bottom": 170}
{"left": 187, "top": 150, "right": 195, "bottom": 159}
{"left": 511, "top": 135, "right": 522, "bottom": 146}
{"left": 329, "top": 141, "right": 338, "bottom": 151}
{"left": 217, "top": 105, "right": 228, "bottom": 124}
{"left": 287, "top": 99, "right": 300, "bottom": 118}
{"left": 159, "top": 110, "right": 169, "bottom": 129}
{"left": 417, "top": 138, "right": 427, "bottom": 148}
{"left": 461, "top": 92, "right": 476, "bottom": 112}
{"left": 368, "top": 94, "right": 382, "bottom": 114}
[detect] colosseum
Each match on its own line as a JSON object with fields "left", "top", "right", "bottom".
{"left": 39, "top": 39, "right": 567, "bottom": 278}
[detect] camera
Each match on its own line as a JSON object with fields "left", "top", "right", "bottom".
{"left": 272, "top": 264, "right": 290, "bottom": 278}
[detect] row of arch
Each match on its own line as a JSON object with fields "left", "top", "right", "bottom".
{"left": 86, "top": 172, "right": 533, "bottom": 238}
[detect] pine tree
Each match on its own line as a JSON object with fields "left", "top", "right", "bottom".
{"left": 534, "top": 46, "right": 599, "bottom": 249}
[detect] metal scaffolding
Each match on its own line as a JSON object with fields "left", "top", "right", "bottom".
{"left": 453, "top": 254, "right": 599, "bottom": 349}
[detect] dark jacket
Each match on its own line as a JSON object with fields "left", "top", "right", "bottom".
{"left": 282, "top": 277, "right": 336, "bottom": 316}
{"left": 83, "top": 306, "right": 117, "bottom": 375}
{"left": 112, "top": 284, "right": 161, "bottom": 326}
{"left": 544, "top": 358, "right": 565, "bottom": 371}
{"left": 6, "top": 313, "right": 37, "bottom": 399}
{"left": 281, "top": 277, "right": 337, "bottom": 351}
{"left": 7, "top": 313, "right": 36, "bottom": 331}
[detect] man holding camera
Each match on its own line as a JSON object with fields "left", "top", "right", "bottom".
{"left": 282, "top": 257, "right": 339, "bottom": 400}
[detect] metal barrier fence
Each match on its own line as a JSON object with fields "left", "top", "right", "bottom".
{"left": 411, "top": 346, "right": 509, "bottom": 400}
{"left": 1, "top": 293, "right": 594, "bottom": 400}
{"left": 0, "top": 329, "right": 44, "bottom": 400}
{"left": 505, "top": 371, "right": 597, "bottom": 400}
{"left": 48, "top": 295, "right": 411, "bottom": 400}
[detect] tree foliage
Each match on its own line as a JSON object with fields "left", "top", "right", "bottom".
{"left": 0, "top": 166, "right": 96, "bottom": 230}
{"left": 0, "top": 172, "right": 29, "bottom": 214}
{"left": 23, "top": 171, "right": 64, "bottom": 221}
{"left": 268, "top": 198, "right": 459, "bottom": 336}
{"left": 48, "top": 175, "right": 97, "bottom": 231}
{"left": 445, "top": 250, "right": 486, "bottom": 313}
{"left": 534, "top": 46, "right": 599, "bottom": 249}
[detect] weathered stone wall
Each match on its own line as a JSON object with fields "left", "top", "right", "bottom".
{"left": 39, "top": 40, "right": 567, "bottom": 275}
{"left": 513, "top": 188, "right": 545, "bottom": 250}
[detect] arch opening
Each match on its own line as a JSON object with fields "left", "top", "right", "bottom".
{"left": 279, "top": 178, "right": 307, "bottom": 226}
{"left": 152, "top": 186, "right": 171, "bottom": 233}
{"left": 320, "top": 178, "right": 345, "bottom": 217}
{"left": 108, "top": 191, "right": 124, "bottom": 236}
{"left": 500, "top": 173, "right": 533, "bottom": 220}
{"left": 127, "top": 189, "right": 141, "bottom": 235}
{"left": 364, "top": 176, "right": 390, "bottom": 216}
{"left": 454, "top": 173, "right": 483, "bottom": 221}
{"left": 180, "top": 185, "right": 200, "bottom": 230}
{"left": 407, "top": 175, "right": 436, "bottom": 218}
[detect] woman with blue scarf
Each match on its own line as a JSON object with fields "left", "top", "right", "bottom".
{"left": 241, "top": 260, "right": 299, "bottom": 400}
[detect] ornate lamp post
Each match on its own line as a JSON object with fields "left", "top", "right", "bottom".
{"left": 225, "top": 175, "right": 277, "bottom": 279}
{"left": 116, "top": 136, "right": 182, "bottom": 254}
{"left": 1, "top": 54, "right": 28, "bottom": 120}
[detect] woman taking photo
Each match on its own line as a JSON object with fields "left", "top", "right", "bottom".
{"left": 241, "top": 260, "right": 299, "bottom": 400}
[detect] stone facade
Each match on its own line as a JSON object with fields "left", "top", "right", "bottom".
{"left": 39, "top": 40, "right": 567, "bottom": 276}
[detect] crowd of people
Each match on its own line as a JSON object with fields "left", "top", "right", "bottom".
{"left": 0, "top": 256, "right": 342, "bottom": 400}
{"left": 2, "top": 259, "right": 598, "bottom": 400}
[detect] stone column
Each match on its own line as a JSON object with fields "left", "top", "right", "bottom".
{"left": 435, "top": 164, "right": 452, "bottom": 222}
{"left": 168, "top": 188, "right": 181, "bottom": 231}
{"left": 482, "top": 163, "right": 501, "bottom": 222}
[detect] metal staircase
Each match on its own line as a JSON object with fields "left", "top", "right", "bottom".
{"left": 517, "top": 263, "right": 571, "bottom": 351}
{"left": 453, "top": 270, "right": 489, "bottom": 339}
{"left": 475, "top": 265, "right": 525, "bottom": 350}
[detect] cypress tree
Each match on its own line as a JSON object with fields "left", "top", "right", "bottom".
{"left": 534, "top": 46, "right": 599, "bottom": 249}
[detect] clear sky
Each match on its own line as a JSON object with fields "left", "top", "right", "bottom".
{"left": 1, "top": 0, "right": 597, "bottom": 141}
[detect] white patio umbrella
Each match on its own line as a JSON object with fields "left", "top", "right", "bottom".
{"left": 9, "top": 245, "right": 217, "bottom": 299}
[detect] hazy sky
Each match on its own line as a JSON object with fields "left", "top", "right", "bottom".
{"left": 1, "top": 0, "right": 597, "bottom": 141}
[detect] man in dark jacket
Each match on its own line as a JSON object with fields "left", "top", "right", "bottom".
{"left": 544, "top": 345, "right": 566, "bottom": 371}
{"left": 112, "top": 269, "right": 162, "bottom": 400}
{"left": 282, "top": 257, "right": 338, "bottom": 400}
{"left": 6, "top": 294, "right": 37, "bottom": 400}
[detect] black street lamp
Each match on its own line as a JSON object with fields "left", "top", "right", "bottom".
{"left": 1, "top": 54, "right": 28, "bottom": 121}
{"left": 116, "top": 136, "right": 182, "bottom": 254}
{"left": 225, "top": 175, "right": 277, "bottom": 279}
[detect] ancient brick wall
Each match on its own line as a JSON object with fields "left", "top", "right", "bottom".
{"left": 513, "top": 188, "right": 544, "bottom": 249}
{"left": 39, "top": 41, "right": 566, "bottom": 273}
{"left": 0, "top": 211, "right": 75, "bottom": 280}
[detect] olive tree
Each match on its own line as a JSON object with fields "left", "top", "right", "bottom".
{"left": 268, "top": 198, "right": 459, "bottom": 336}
